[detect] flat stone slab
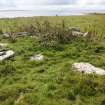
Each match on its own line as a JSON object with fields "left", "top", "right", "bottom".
{"left": 72, "top": 31, "right": 88, "bottom": 37}
{"left": 16, "top": 32, "right": 29, "bottom": 37}
{"left": 0, "top": 50, "right": 15, "bottom": 61}
{"left": 3, "top": 32, "right": 29, "bottom": 38}
{"left": 72, "top": 62, "right": 105, "bottom": 75}
{"left": 30, "top": 54, "right": 44, "bottom": 61}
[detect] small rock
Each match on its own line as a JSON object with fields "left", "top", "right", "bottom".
{"left": 0, "top": 52, "right": 5, "bottom": 56}
{"left": 30, "top": 54, "right": 44, "bottom": 61}
{"left": 3, "top": 33, "right": 10, "bottom": 37}
{"left": 83, "top": 32, "right": 89, "bottom": 37}
{"left": 72, "top": 31, "right": 84, "bottom": 36}
{"left": 0, "top": 43, "right": 8, "bottom": 47}
{"left": 68, "top": 27, "right": 89, "bottom": 37}
{"left": 72, "top": 62, "right": 105, "bottom": 75}
{"left": 0, "top": 50, "right": 14, "bottom": 61}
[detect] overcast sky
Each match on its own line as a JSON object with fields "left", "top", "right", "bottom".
{"left": 0, "top": 0, "right": 105, "bottom": 10}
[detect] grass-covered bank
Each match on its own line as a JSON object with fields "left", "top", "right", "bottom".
{"left": 0, "top": 15, "right": 105, "bottom": 105}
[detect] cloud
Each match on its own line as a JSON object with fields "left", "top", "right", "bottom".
{"left": 75, "top": 0, "right": 105, "bottom": 10}
{"left": 0, "top": 0, "right": 105, "bottom": 10}
{"left": 76, "top": 0, "right": 105, "bottom": 6}
{"left": 14, "top": 0, "right": 76, "bottom": 5}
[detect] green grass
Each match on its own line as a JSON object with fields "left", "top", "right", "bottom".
{"left": 0, "top": 15, "right": 105, "bottom": 105}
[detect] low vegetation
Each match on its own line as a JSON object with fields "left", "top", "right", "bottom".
{"left": 0, "top": 14, "right": 105, "bottom": 105}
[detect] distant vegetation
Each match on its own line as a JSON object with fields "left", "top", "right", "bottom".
{"left": 0, "top": 14, "right": 105, "bottom": 105}
{"left": 89, "top": 13, "right": 105, "bottom": 15}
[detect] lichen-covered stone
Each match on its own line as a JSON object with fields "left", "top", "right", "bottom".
{"left": 72, "top": 62, "right": 105, "bottom": 75}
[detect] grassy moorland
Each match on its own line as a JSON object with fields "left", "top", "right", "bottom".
{"left": 0, "top": 15, "right": 105, "bottom": 105}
